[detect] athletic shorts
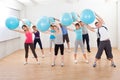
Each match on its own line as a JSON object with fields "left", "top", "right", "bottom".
{"left": 63, "top": 34, "right": 69, "bottom": 43}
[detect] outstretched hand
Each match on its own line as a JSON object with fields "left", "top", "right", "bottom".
{"left": 54, "top": 18, "right": 60, "bottom": 21}
{"left": 77, "top": 14, "right": 80, "bottom": 18}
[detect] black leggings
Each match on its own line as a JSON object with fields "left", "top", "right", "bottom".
{"left": 34, "top": 39, "right": 43, "bottom": 49}
{"left": 83, "top": 34, "right": 90, "bottom": 52}
{"left": 54, "top": 44, "right": 64, "bottom": 56}
{"left": 24, "top": 43, "right": 38, "bottom": 58}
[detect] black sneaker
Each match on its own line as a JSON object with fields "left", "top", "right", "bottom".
{"left": 93, "top": 63, "right": 96, "bottom": 67}
{"left": 111, "top": 64, "right": 116, "bottom": 68}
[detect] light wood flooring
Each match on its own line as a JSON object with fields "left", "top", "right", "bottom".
{"left": 0, "top": 48, "right": 120, "bottom": 80}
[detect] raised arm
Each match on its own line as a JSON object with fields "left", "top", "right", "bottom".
{"left": 72, "top": 23, "right": 75, "bottom": 25}
{"left": 85, "top": 24, "right": 95, "bottom": 32}
{"left": 13, "top": 30, "right": 25, "bottom": 33}
{"left": 57, "top": 23, "right": 62, "bottom": 33}
{"left": 67, "top": 27, "right": 74, "bottom": 32}
{"left": 43, "top": 30, "right": 51, "bottom": 34}
{"left": 95, "top": 12, "right": 104, "bottom": 24}
{"left": 54, "top": 18, "right": 60, "bottom": 22}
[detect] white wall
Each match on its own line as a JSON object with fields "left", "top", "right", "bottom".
{"left": 0, "top": 0, "right": 23, "bottom": 10}
{"left": 0, "top": 38, "right": 20, "bottom": 58}
{"left": 0, "top": 0, "right": 25, "bottom": 58}
{"left": 24, "top": 0, "right": 117, "bottom": 48}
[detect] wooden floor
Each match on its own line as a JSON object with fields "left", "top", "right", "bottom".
{"left": 0, "top": 48, "right": 120, "bottom": 80}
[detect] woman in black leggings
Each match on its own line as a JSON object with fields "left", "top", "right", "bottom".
{"left": 32, "top": 25, "right": 45, "bottom": 58}
{"left": 51, "top": 23, "right": 64, "bottom": 67}
{"left": 13, "top": 25, "right": 39, "bottom": 65}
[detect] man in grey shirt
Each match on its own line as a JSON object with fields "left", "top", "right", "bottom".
{"left": 79, "top": 21, "right": 91, "bottom": 53}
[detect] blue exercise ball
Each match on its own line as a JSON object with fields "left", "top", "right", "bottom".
{"left": 61, "top": 13, "right": 73, "bottom": 26}
{"left": 37, "top": 16, "right": 50, "bottom": 32}
{"left": 80, "top": 9, "right": 95, "bottom": 24}
{"left": 5, "top": 16, "right": 19, "bottom": 30}
{"left": 49, "top": 17, "right": 55, "bottom": 24}
{"left": 71, "top": 12, "right": 78, "bottom": 22}
{"left": 22, "top": 19, "right": 31, "bottom": 27}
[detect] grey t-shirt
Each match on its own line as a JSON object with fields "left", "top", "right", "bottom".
{"left": 82, "top": 25, "right": 88, "bottom": 35}
{"left": 55, "top": 32, "right": 63, "bottom": 44}
{"left": 54, "top": 24, "right": 63, "bottom": 44}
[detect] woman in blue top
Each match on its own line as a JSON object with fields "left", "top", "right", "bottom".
{"left": 32, "top": 25, "right": 45, "bottom": 58}
{"left": 67, "top": 23, "right": 88, "bottom": 64}
{"left": 44, "top": 25, "right": 55, "bottom": 54}
{"left": 49, "top": 25, "right": 56, "bottom": 54}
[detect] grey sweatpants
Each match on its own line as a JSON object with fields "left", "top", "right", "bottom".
{"left": 74, "top": 40, "right": 85, "bottom": 54}
{"left": 50, "top": 39, "right": 55, "bottom": 48}
{"left": 96, "top": 40, "right": 113, "bottom": 59}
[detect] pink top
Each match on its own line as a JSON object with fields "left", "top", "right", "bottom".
{"left": 25, "top": 31, "right": 33, "bottom": 43}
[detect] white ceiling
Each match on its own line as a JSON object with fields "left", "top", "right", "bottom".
{"left": 16, "top": 0, "right": 119, "bottom": 6}
{"left": 16, "top": 0, "right": 79, "bottom": 6}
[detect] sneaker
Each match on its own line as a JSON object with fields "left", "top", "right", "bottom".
{"left": 24, "top": 62, "right": 28, "bottom": 65}
{"left": 111, "top": 63, "right": 116, "bottom": 68}
{"left": 51, "top": 63, "right": 55, "bottom": 67}
{"left": 74, "top": 60, "right": 78, "bottom": 64}
{"left": 93, "top": 63, "right": 96, "bottom": 67}
{"left": 42, "top": 55, "right": 45, "bottom": 58}
{"left": 85, "top": 60, "right": 89, "bottom": 63}
{"left": 61, "top": 63, "right": 64, "bottom": 67}
{"left": 37, "top": 61, "right": 40, "bottom": 65}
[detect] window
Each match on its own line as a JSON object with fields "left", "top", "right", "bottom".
{"left": 0, "top": 6, "right": 20, "bottom": 41}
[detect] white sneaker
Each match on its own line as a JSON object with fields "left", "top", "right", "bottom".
{"left": 24, "top": 62, "right": 28, "bottom": 65}
{"left": 61, "top": 63, "right": 64, "bottom": 67}
{"left": 42, "top": 55, "right": 45, "bottom": 58}
{"left": 37, "top": 61, "right": 40, "bottom": 65}
{"left": 85, "top": 60, "right": 89, "bottom": 63}
{"left": 51, "top": 63, "right": 55, "bottom": 67}
{"left": 74, "top": 60, "right": 78, "bottom": 64}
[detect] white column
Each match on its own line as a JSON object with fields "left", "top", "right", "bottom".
{"left": 117, "top": 1, "right": 120, "bottom": 49}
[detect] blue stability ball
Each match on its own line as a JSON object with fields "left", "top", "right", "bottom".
{"left": 5, "top": 16, "right": 19, "bottom": 30}
{"left": 23, "top": 19, "right": 31, "bottom": 27}
{"left": 37, "top": 16, "right": 50, "bottom": 32}
{"left": 71, "top": 12, "right": 78, "bottom": 22}
{"left": 80, "top": 9, "right": 95, "bottom": 24}
{"left": 61, "top": 13, "right": 73, "bottom": 26}
{"left": 49, "top": 17, "right": 55, "bottom": 24}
